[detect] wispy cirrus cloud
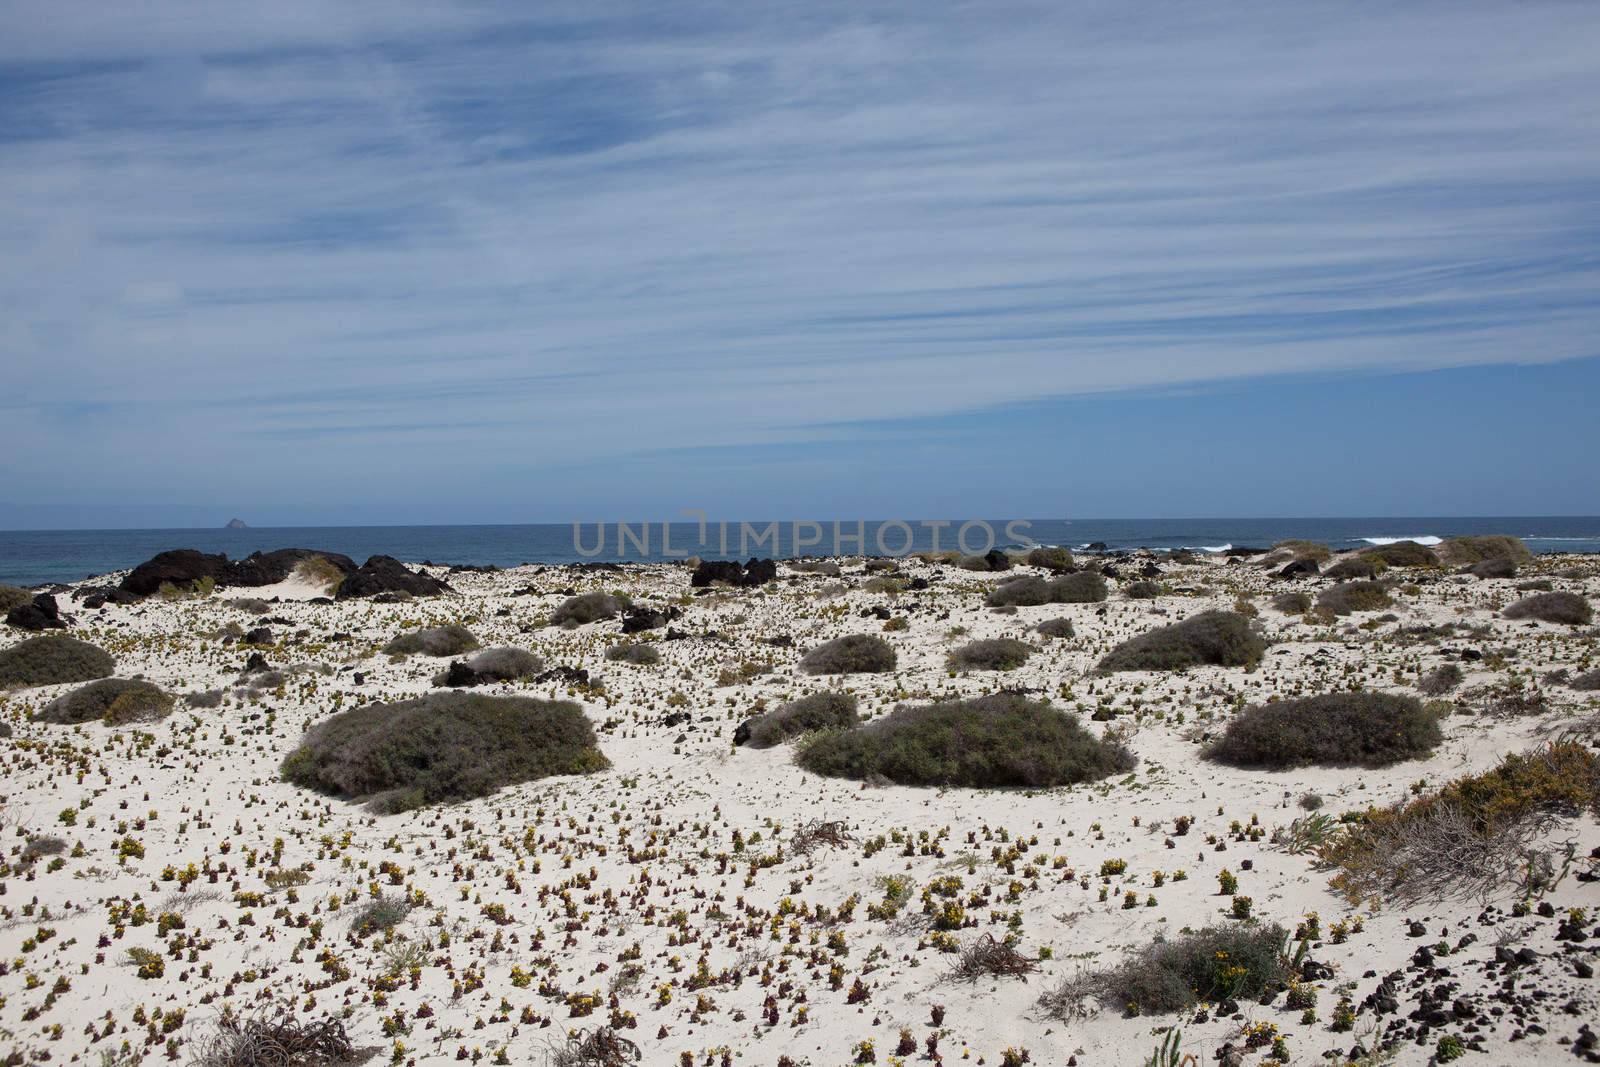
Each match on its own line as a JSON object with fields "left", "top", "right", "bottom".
{"left": 1, "top": 1, "right": 1598, "bottom": 521}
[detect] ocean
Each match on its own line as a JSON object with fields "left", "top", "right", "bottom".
{"left": 1, "top": 517, "right": 1597, "bottom": 588}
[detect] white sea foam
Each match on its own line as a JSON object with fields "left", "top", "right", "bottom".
{"left": 1197, "top": 543, "right": 1232, "bottom": 553}
{"left": 1361, "top": 535, "right": 1442, "bottom": 546}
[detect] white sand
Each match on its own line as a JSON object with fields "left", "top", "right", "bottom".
{"left": 1, "top": 552, "right": 1596, "bottom": 1065}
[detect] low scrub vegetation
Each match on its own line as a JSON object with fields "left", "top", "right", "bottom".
{"left": 1437, "top": 535, "right": 1532, "bottom": 566}
{"left": 1316, "top": 580, "right": 1392, "bottom": 616}
{"left": 799, "top": 634, "right": 897, "bottom": 675}
{"left": 1359, "top": 540, "right": 1439, "bottom": 567}
{"left": 1318, "top": 741, "right": 1600, "bottom": 906}
{"left": 737, "top": 691, "right": 859, "bottom": 748}
{"left": 1025, "top": 546, "right": 1075, "bottom": 571}
{"left": 383, "top": 623, "right": 480, "bottom": 657}
{"left": 1271, "top": 591, "right": 1311, "bottom": 615}
{"left": 1035, "top": 617, "right": 1075, "bottom": 638}
{"left": 0, "top": 635, "right": 115, "bottom": 688}
{"left": 1417, "top": 663, "right": 1464, "bottom": 696}
{"left": 1502, "top": 591, "right": 1591, "bottom": 625}
{"left": 947, "top": 637, "right": 1034, "bottom": 671}
{"left": 987, "top": 575, "right": 1050, "bottom": 607}
{"left": 1271, "top": 539, "right": 1332, "bottom": 563}
{"left": 551, "top": 591, "right": 625, "bottom": 627}
{"left": 1468, "top": 557, "right": 1517, "bottom": 579}
{"left": 605, "top": 642, "right": 661, "bottom": 665}
{"left": 1068, "top": 922, "right": 1291, "bottom": 1014}
{"left": 434, "top": 646, "right": 544, "bottom": 685}
{"left": 1098, "top": 611, "right": 1265, "bottom": 672}
{"left": 1123, "top": 580, "right": 1161, "bottom": 600}
{"left": 281, "top": 692, "right": 608, "bottom": 812}
{"left": 1205, "top": 692, "right": 1442, "bottom": 769}
{"left": 1323, "top": 557, "right": 1381, "bottom": 580}
{"left": 37, "top": 678, "right": 175, "bottom": 726}
{"left": 1047, "top": 571, "right": 1108, "bottom": 603}
{"left": 796, "top": 692, "right": 1134, "bottom": 788}
{"left": 0, "top": 584, "right": 32, "bottom": 614}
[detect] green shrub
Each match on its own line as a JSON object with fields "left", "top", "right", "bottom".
{"left": 293, "top": 555, "right": 347, "bottom": 594}
{"left": 799, "top": 634, "right": 897, "bottom": 675}
{"left": 1516, "top": 579, "right": 1553, "bottom": 592}
{"left": 1417, "top": 663, "right": 1463, "bottom": 696}
{"left": 550, "top": 592, "right": 624, "bottom": 627}
{"left": 790, "top": 561, "right": 842, "bottom": 576}
{"left": 1569, "top": 669, "right": 1600, "bottom": 692}
{"left": 1204, "top": 692, "right": 1442, "bottom": 769}
{"left": 797, "top": 693, "right": 1134, "bottom": 788}
{"left": 37, "top": 678, "right": 175, "bottom": 725}
{"left": 1468, "top": 557, "right": 1517, "bottom": 579}
{"left": 448, "top": 647, "right": 543, "bottom": 681}
{"left": 1316, "top": 581, "right": 1392, "bottom": 616}
{"left": 1097, "top": 611, "right": 1265, "bottom": 672}
{"left": 1437, "top": 535, "right": 1531, "bottom": 566}
{"left": 740, "top": 692, "right": 859, "bottom": 748}
{"left": 1035, "top": 618, "right": 1076, "bottom": 639}
{"left": 1502, "top": 591, "right": 1591, "bottom": 625}
{"left": 0, "top": 635, "right": 115, "bottom": 689}
{"left": 1047, "top": 571, "right": 1108, "bottom": 603}
{"left": 281, "top": 692, "right": 608, "bottom": 812}
{"left": 0, "top": 585, "right": 32, "bottom": 614}
{"left": 382, "top": 624, "right": 480, "bottom": 657}
{"left": 1320, "top": 742, "right": 1600, "bottom": 906}
{"left": 1026, "top": 546, "right": 1075, "bottom": 572}
{"left": 605, "top": 642, "right": 661, "bottom": 666}
{"left": 987, "top": 576, "right": 1050, "bottom": 607}
{"left": 1271, "top": 539, "right": 1331, "bottom": 563}
{"left": 1323, "top": 557, "right": 1382, "bottom": 580}
{"left": 1359, "top": 541, "right": 1439, "bottom": 567}
{"left": 1271, "top": 591, "right": 1311, "bottom": 615}
{"left": 1123, "top": 580, "right": 1161, "bottom": 600}
{"left": 1089, "top": 923, "right": 1291, "bottom": 1013}
{"left": 947, "top": 638, "right": 1033, "bottom": 671}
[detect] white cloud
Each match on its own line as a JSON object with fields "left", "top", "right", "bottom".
{"left": 0, "top": 0, "right": 1597, "bottom": 509}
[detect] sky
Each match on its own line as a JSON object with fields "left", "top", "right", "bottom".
{"left": 1, "top": 1, "right": 1598, "bottom": 528}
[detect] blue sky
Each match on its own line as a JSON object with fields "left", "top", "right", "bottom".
{"left": 1, "top": 1, "right": 1598, "bottom": 528}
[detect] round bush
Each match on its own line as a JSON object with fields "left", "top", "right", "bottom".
{"left": 1047, "top": 571, "right": 1107, "bottom": 603}
{"left": 1316, "top": 581, "right": 1393, "bottom": 616}
{"left": 799, "top": 634, "right": 897, "bottom": 675}
{"left": 0, "top": 635, "right": 115, "bottom": 689}
{"left": 1035, "top": 617, "right": 1076, "bottom": 638}
{"left": 987, "top": 576, "right": 1050, "bottom": 607}
{"left": 551, "top": 592, "right": 625, "bottom": 627}
{"left": 462, "top": 647, "right": 544, "bottom": 680}
{"left": 1124, "top": 580, "right": 1161, "bottom": 600}
{"left": 281, "top": 692, "right": 608, "bottom": 812}
{"left": 947, "top": 638, "right": 1033, "bottom": 671}
{"left": 1503, "top": 591, "right": 1591, "bottom": 625}
{"left": 797, "top": 693, "right": 1134, "bottom": 787}
{"left": 1468, "top": 557, "right": 1517, "bottom": 579}
{"left": 383, "top": 624, "right": 480, "bottom": 657}
{"left": 1097, "top": 611, "right": 1265, "bottom": 672}
{"left": 1359, "top": 541, "right": 1439, "bottom": 567}
{"left": 1437, "top": 535, "right": 1531, "bottom": 566}
{"left": 1204, "top": 692, "right": 1442, "bottom": 769}
{"left": 1026, "top": 546, "right": 1075, "bottom": 572}
{"left": 0, "top": 585, "right": 33, "bottom": 614}
{"left": 1324, "top": 557, "right": 1382, "bottom": 581}
{"left": 737, "top": 692, "right": 858, "bottom": 748}
{"left": 37, "top": 678, "right": 175, "bottom": 726}
{"left": 1271, "top": 591, "right": 1311, "bottom": 615}
{"left": 605, "top": 642, "right": 661, "bottom": 665}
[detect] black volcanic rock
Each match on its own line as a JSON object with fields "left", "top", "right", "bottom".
{"left": 120, "top": 549, "right": 229, "bottom": 597}
{"left": 335, "top": 555, "right": 452, "bottom": 599}
{"left": 1279, "top": 558, "right": 1321, "bottom": 579}
{"left": 7, "top": 593, "right": 66, "bottom": 631}
{"left": 690, "top": 558, "right": 777, "bottom": 588}
{"left": 224, "top": 549, "right": 356, "bottom": 586}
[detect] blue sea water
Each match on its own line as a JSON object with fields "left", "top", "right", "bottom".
{"left": 0, "top": 517, "right": 1597, "bottom": 587}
